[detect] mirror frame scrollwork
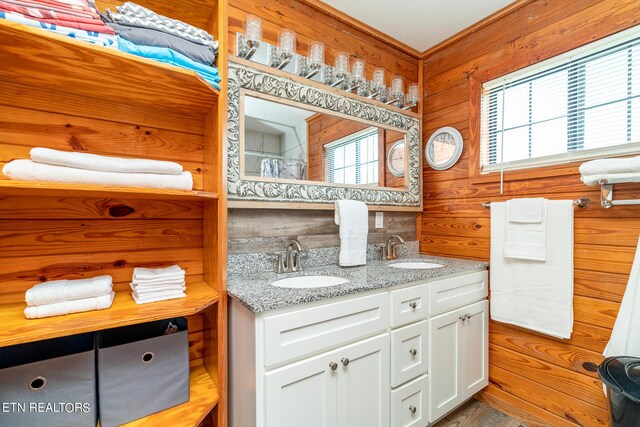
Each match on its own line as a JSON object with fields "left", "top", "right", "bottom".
{"left": 226, "top": 58, "right": 422, "bottom": 209}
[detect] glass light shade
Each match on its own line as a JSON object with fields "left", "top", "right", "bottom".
{"left": 278, "top": 29, "right": 296, "bottom": 56}
{"left": 352, "top": 58, "right": 366, "bottom": 81}
{"left": 335, "top": 52, "right": 350, "bottom": 75}
{"left": 244, "top": 14, "right": 262, "bottom": 43}
{"left": 308, "top": 41, "right": 325, "bottom": 67}
{"left": 372, "top": 68, "right": 385, "bottom": 87}
{"left": 407, "top": 83, "right": 419, "bottom": 104}
{"left": 391, "top": 75, "right": 403, "bottom": 97}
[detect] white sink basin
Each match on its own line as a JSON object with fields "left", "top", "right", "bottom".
{"left": 270, "top": 275, "right": 350, "bottom": 289}
{"left": 388, "top": 262, "right": 444, "bottom": 269}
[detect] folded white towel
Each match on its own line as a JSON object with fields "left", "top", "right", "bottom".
{"left": 25, "top": 275, "right": 113, "bottom": 306}
{"left": 132, "top": 265, "right": 185, "bottom": 281}
{"left": 490, "top": 200, "right": 574, "bottom": 339}
{"left": 580, "top": 172, "right": 640, "bottom": 186}
{"left": 131, "top": 274, "right": 186, "bottom": 284}
{"left": 579, "top": 155, "right": 640, "bottom": 176}
{"left": 132, "top": 290, "right": 186, "bottom": 304}
{"left": 3, "top": 160, "right": 193, "bottom": 191}
{"left": 504, "top": 198, "right": 548, "bottom": 261}
{"left": 30, "top": 147, "right": 183, "bottom": 175}
{"left": 604, "top": 236, "right": 640, "bottom": 357}
{"left": 130, "top": 283, "right": 186, "bottom": 294}
{"left": 334, "top": 200, "right": 368, "bottom": 267}
{"left": 24, "top": 292, "right": 115, "bottom": 319}
{"left": 507, "top": 198, "right": 545, "bottom": 223}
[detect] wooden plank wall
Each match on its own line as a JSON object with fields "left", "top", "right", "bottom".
{"left": 226, "top": 0, "right": 420, "bottom": 250}
{"left": 420, "top": 1, "right": 640, "bottom": 425}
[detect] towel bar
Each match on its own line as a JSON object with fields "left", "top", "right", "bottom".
{"left": 599, "top": 182, "right": 640, "bottom": 209}
{"left": 481, "top": 198, "right": 591, "bottom": 209}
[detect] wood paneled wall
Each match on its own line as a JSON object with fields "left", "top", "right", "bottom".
{"left": 227, "top": 0, "right": 419, "bottom": 86}
{"left": 420, "top": 1, "right": 640, "bottom": 426}
{"left": 228, "top": 209, "right": 416, "bottom": 254}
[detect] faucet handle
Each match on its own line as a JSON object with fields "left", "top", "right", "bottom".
{"left": 267, "top": 252, "right": 285, "bottom": 273}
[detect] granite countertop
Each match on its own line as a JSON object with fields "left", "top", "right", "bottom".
{"left": 227, "top": 254, "right": 488, "bottom": 313}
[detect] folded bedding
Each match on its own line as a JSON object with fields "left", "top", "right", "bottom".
{"left": 3, "top": 0, "right": 99, "bottom": 17}
{"left": 30, "top": 147, "right": 183, "bottom": 175}
{"left": 0, "top": 2, "right": 115, "bottom": 33}
{"left": 3, "top": 159, "right": 194, "bottom": 190}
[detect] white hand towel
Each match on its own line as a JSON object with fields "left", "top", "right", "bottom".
{"left": 132, "top": 290, "right": 186, "bottom": 304}
{"left": 490, "top": 200, "right": 574, "bottom": 339}
{"left": 25, "top": 275, "right": 112, "bottom": 306}
{"left": 604, "top": 236, "right": 640, "bottom": 357}
{"left": 579, "top": 155, "right": 640, "bottom": 176}
{"left": 24, "top": 292, "right": 115, "bottom": 319}
{"left": 131, "top": 280, "right": 185, "bottom": 289}
{"left": 504, "top": 198, "right": 548, "bottom": 261}
{"left": 30, "top": 147, "right": 183, "bottom": 175}
{"left": 580, "top": 172, "right": 640, "bottom": 186}
{"left": 132, "top": 265, "right": 185, "bottom": 281}
{"left": 130, "top": 283, "right": 186, "bottom": 294}
{"left": 3, "top": 160, "right": 193, "bottom": 191}
{"left": 334, "top": 200, "right": 368, "bottom": 267}
{"left": 131, "top": 275, "right": 186, "bottom": 286}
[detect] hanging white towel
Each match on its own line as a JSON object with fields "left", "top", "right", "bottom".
{"left": 504, "top": 198, "right": 547, "bottom": 261}
{"left": 2, "top": 160, "right": 193, "bottom": 191}
{"left": 25, "top": 275, "right": 113, "bottom": 306}
{"left": 490, "top": 200, "right": 574, "bottom": 339}
{"left": 30, "top": 147, "right": 183, "bottom": 175}
{"left": 24, "top": 292, "right": 115, "bottom": 319}
{"left": 604, "top": 236, "right": 640, "bottom": 357}
{"left": 334, "top": 200, "right": 368, "bottom": 267}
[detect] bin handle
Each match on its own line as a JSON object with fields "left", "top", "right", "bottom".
{"left": 141, "top": 352, "right": 155, "bottom": 364}
{"left": 28, "top": 376, "right": 46, "bottom": 391}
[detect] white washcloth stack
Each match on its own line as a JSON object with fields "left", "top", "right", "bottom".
{"left": 2, "top": 147, "right": 193, "bottom": 191}
{"left": 130, "top": 265, "right": 186, "bottom": 304}
{"left": 579, "top": 155, "right": 640, "bottom": 185}
{"left": 24, "top": 275, "right": 115, "bottom": 319}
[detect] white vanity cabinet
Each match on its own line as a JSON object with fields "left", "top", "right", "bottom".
{"left": 229, "top": 269, "right": 488, "bottom": 427}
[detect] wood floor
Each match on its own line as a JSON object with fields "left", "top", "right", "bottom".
{"left": 433, "top": 399, "right": 527, "bottom": 427}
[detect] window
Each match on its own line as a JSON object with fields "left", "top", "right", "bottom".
{"left": 325, "top": 127, "right": 379, "bottom": 185}
{"left": 481, "top": 26, "right": 640, "bottom": 172}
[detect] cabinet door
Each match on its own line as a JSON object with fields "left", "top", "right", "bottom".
{"left": 264, "top": 351, "right": 337, "bottom": 427}
{"left": 336, "top": 334, "right": 390, "bottom": 427}
{"left": 462, "top": 300, "right": 489, "bottom": 397}
{"left": 428, "top": 307, "right": 464, "bottom": 422}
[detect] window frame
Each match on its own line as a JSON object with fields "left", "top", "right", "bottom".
{"left": 324, "top": 126, "right": 380, "bottom": 185}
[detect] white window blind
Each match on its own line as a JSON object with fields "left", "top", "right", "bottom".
{"left": 481, "top": 25, "right": 640, "bottom": 172}
{"left": 324, "top": 127, "right": 379, "bottom": 185}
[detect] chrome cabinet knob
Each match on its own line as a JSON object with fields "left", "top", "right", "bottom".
{"left": 341, "top": 357, "right": 350, "bottom": 366}
{"left": 409, "top": 405, "right": 416, "bottom": 414}
{"left": 329, "top": 362, "right": 338, "bottom": 371}
{"left": 409, "top": 302, "right": 417, "bottom": 310}
{"left": 409, "top": 348, "right": 417, "bottom": 356}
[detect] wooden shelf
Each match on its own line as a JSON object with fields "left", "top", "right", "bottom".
{"left": 0, "top": 180, "right": 218, "bottom": 201}
{"left": 0, "top": 281, "right": 219, "bottom": 347}
{"left": 0, "top": 20, "right": 219, "bottom": 115}
{"left": 121, "top": 364, "right": 219, "bottom": 427}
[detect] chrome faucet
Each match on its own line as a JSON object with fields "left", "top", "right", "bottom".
{"left": 381, "top": 234, "right": 405, "bottom": 261}
{"left": 271, "top": 239, "right": 305, "bottom": 273}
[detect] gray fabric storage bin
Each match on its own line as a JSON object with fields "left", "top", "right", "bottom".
{"left": 96, "top": 318, "right": 189, "bottom": 427}
{"left": 0, "top": 333, "right": 97, "bottom": 427}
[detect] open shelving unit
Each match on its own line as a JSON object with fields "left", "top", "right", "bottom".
{"left": 0, "top": 0, "right": 228, "bottom": 424}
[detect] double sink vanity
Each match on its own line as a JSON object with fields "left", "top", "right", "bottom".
{"left": 228, "top": 241, "right": 489, "bottom": 427}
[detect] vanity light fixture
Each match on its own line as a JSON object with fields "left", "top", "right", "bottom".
{"left": 350, "top": 58, "right": 366, "bottom": 92}
{"left": 237, "top": 14, "right": 262, "bottom": 60}
{"left": 386, "top": 75, "right": 404, "bottom": 107}
{"left": 299, "top": 41, "right": 324, "bottom": 79}
{"left": 368, "top": 68, "right": 385, "bottom": 99}
{"left": 403, "top": 83, "right": 419, "bottom": 110}
{"left": 270, "top": 28, "right": 296, "bottom": 70}
{"left": 331, "top": 52, "right": 350, "bottom": 89}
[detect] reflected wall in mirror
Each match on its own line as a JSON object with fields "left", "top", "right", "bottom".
{"left": 228, "top": 59, "right": 422, "bottom": 208}
{"left": 243, "top": 96, "right": 407, "bottom": 189}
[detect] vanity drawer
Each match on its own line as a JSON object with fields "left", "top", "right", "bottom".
{"left": 391, "top": 320, "right": 428, "bottom": 387}
{"left": 391, "top": 375, "right": 429, "bottom": 427}
{"left": 262, "top": 293, "right": 389, "bottom": 367}
{"left": 428, "top": 270, "right": 488, "bottom": 316}
{"left": 390, "top": 284, "right": 428, "bottom": 328}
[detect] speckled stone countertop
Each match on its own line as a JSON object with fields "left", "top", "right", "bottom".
{"left": 227, "top": 251, "right": 488, "bottom": 313}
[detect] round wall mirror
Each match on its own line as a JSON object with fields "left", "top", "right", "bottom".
{"left": 425, "top": 126, "right": 463, "bottom": 170}
{"left": 387, "top": 140, "right": 405, "bottom": 177}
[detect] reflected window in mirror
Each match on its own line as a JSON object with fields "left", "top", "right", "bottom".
{"left": 324, "top": 127, "right": 379, "bottom": 185}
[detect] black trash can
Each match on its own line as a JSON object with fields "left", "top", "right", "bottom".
{"left": 598, "top": 356, "right": 640, "bottom": 427}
